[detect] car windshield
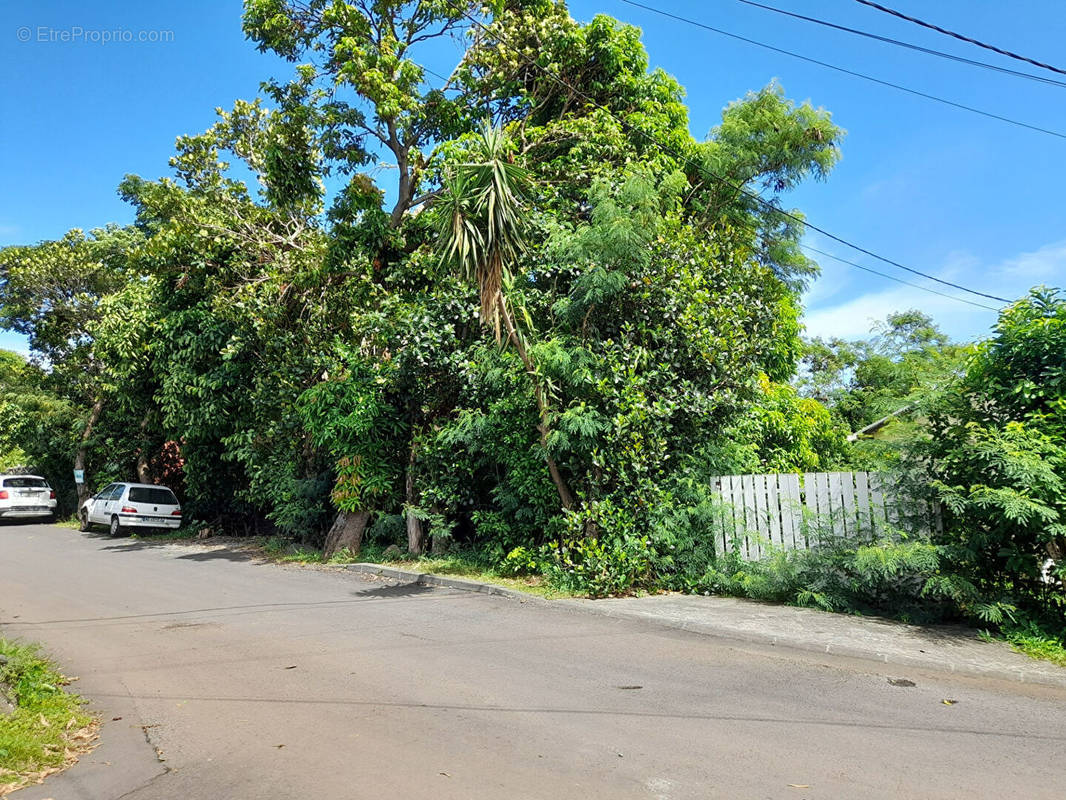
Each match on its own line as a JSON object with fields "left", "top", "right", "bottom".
{"left": 3, "top": 477, "right": 48, "bottom": 488}
{"left": 128, "top": 487, "right": 178, "bottom": 505}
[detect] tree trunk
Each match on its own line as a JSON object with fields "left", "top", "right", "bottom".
{"left": 499, "top": 297, "right": 576, "bottom": 510}
{"left": 405, "top": 440, "right": 425, "bottom": 556}
{"left": 388, "top": 121, "right": 415, "bottom": 228}
{"left": 135, "top": 412, "right": 153, "bottom": 484}
{"left": 847, "top": 403, "right": 915, "bottom": 442}
{"left": 135, "top": 453, "right": 152, "bottom": 484}
{"left": 323, "top": 511, "right": 370, "bottom": 559}
{"left": 74, "top": 397, "right": 104, "bottom": 505}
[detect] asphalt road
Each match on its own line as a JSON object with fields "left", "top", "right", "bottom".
{"left": 2, "top": 523, "right": 1065, "bottom": 800}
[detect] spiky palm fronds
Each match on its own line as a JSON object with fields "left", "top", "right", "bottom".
{"left": 436, "top": 122, "right": 530, "bottom": 341}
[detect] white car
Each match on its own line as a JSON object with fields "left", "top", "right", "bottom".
{"left": 79, "top": 482, "right": 182, "bottom": 537}
{"left": 0, "top": 474, "right": 57, "bottom": 521}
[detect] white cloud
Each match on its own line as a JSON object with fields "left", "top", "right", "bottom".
{"left": 998, "top": 240, "right": 1066, "bottom": 281}
{"left": 802, "top": 286, "right": 998, "bottom": 341}
{"left": 801, "top": 239, "right": 1066, "bottom": 342}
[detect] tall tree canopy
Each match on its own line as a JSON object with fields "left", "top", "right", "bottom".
{"left": 1, "top": 0, "right": 850, "bottom": 584}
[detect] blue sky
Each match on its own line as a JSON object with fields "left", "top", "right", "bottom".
{"left": 2, "top": 1, "right": 1064, "bottom": 355}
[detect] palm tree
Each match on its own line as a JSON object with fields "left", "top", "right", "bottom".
{"left": 436, "top": 122, "right": 575, "bottom": 510}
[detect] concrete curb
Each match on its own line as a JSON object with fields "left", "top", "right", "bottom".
{"left": 343, "top": 562, "right": 1066, "bottom": 689}
{"left": 344, "top": 563, "right": 541, "bottom": 603}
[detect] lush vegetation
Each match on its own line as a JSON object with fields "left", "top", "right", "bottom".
{"left": 0, "top": 2, "right": 1060, "bottom": 654}
{"left": 0, "top": 639, "right": 96, "bottom": 793}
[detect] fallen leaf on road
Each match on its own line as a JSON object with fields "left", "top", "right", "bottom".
{"left": 439, "top": 772, "right": 451, "bottom": 777}
{"left": 788, "top": 784, "right": 811, "bottom": 789}
{"left": 284, "top": 665, "right": 297, "bottom": 670}
{"left": 112, "top": 716, "right": 123, "bottom": 721}
{"left": 942, "top": 699, "right": 958, "bottom": 705}
{"left": 275, "top": 744, "right": 285, "bottom": 748}
{"left": 617, "top": 685, "right": 643, "bottom": 690}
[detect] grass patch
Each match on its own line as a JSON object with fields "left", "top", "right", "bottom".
{"left": 1005, "top": 630, "right": 1066, "bottom": 668}
{"left": 253, "top": 538, "right": 572, "bottom": 598}
{"left": 361, "top": 554, "right": 571, "bottom": 598}
{"left": 0, "top": 640, "right": 96, "bottom": 795}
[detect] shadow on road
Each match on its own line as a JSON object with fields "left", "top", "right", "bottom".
{"left": 78, "top": 530, "right": 257, "bottom": 561}
{"left": 175, "top": 549, "right": 252, "bottom": 563}
{"left": 353, "top": 582, "right": 433, "bottom": 599}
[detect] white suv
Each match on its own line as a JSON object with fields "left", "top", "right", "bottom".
{"left": 0, "top": 475, "right": 57, "bottom": 521}
{"left": 79, "top": 482, "right": 182, "bottom": 537}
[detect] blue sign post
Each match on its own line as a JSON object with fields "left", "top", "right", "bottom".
{"left": 73, "top": 469, "right": 85, "bottom": 484}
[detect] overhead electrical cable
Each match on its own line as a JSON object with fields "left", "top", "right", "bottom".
{"left": 852, "top": 0, "right": 1066, "bottom": 78}
{"left": 615, "top": 0, "right": 1066, "bottom": 141}
{"left": 442, "top": 0, "right": 1012, "bottom": 304}
{"left": 729, "top": 0, "right": 1066, "bottom": 88}
{"left": 799, "top": 245, "right": 1000, "bottom": 311}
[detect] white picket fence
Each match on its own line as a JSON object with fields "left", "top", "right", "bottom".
{"left": 709, "top": 471, "right": 937, "bottom": 558}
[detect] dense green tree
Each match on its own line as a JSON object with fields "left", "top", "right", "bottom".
{"left": 117, "top": 94, "right": 338, "bottom": 531}
{"left": 436, "top": 122, "right": 577, "bottom": 517}
{"left": 914, "top": 289, "right": 1065, "bottom": 620}
{"left": 0, "top": 2, "right": 857, "bottom": 592}
{"left": 798, "top": 311, "right": 967, "bottom": 455}
{"left": 727, "top": 375, "right": 849, "bottom": 473}
{"left": 0, "top": 351, "right": 81, "bottom": 513}
{"left": 0, "top": 226, "right": 143, "bottom": 502}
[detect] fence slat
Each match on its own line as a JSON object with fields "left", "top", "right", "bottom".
{"left": 785, "top": 473, "right": 802, "bottom": 549}
{"left": 741, "top": 474, "right": 756, "bottom": 559}
{"left": 776, "top": 474, "right": 793, "bottom": 549}
{"left": 752, "top": 474, "right": 767, "bottom": 559}
{"left": 840, "top": 471, "right": 857, "bottom": 538}
{"left": 827, "top": 472, "right": 845, "bottom": 538}
{"left": 722, "top": 475, "right": 737, "bottom": 553}
{"left": 731, "top": 474, "right": 744, "bottom": 556}
{"left": 766, "top": 474, "right": 782, "bottom": 549}
{"left": 816, "top": 472, "right": 831, "bottom": 544}
{"left": 854, "top": 471, "right": 871, "bottom": 536}
{"left": 803, "top": 473, "right": 818, "bottom": 545}
{"left": 711, "top": 470, "right": 928, "bottom": 553}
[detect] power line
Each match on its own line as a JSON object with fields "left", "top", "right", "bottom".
{"left": 853, "top": 0, "right": 1066, "bottom": 78}
{"left": 616, "top": 0, "right": 1066, "bottom": 141}
{"left": 730, "top": 0, "right": 1066, "bottom": 89}
{"left": 443, "top": 0, "right": 1012, "bottom": 305}
{"left": 799, "top": 245, "right": 1000, "bottom": 311}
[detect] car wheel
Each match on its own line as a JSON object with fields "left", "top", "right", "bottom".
{"left": 109, "top": 515, "right": 122, "bottom": 537}
{"left": 78, "top": 510, "right": 91, "bottom": 532}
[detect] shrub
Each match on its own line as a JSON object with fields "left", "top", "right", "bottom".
{"left": 697, "top": 530, "right": 1016, "bottom": 624}
{"left": 544, "top": 535, "right": 654, "bottom": 597}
